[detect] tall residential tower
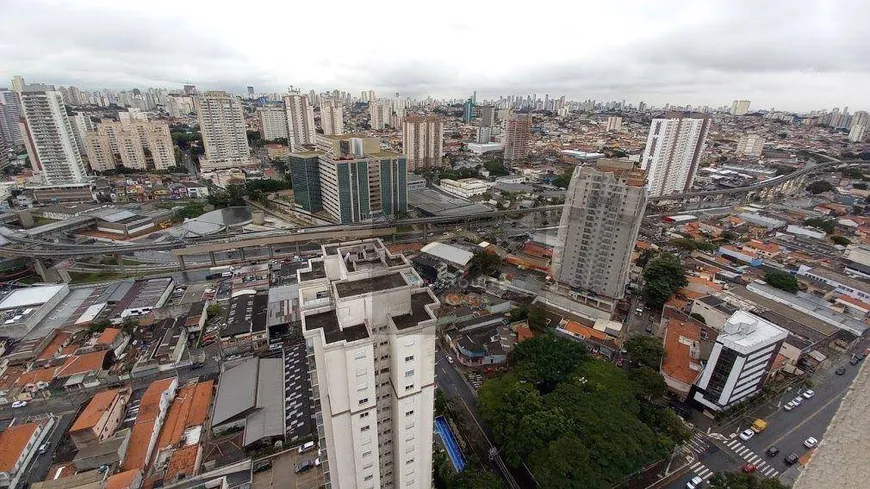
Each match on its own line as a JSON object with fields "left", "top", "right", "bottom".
{"left": 641, "top": 115, "right": 710, "bottom": 197}
{"left": 284, "top": 93, "right": 317, "bottom": 149}
{"left": 402, "top": 116, "right": 443, "bottom": 171}
{"left": 503, "top": 113, "right": 531, "bottom": 163}
{"left": 19, "top": 87, "right": 88, "bottom": 184}
{"left": 195, "top": 91, "right": 253, "bottom": 171}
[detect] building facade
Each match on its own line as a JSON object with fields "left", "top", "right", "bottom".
{"left": 641, "top": 115, "right": 710, "bottom": 197}
{"left": 503, "top": 113, "right": 531, "bottom": 163}
{"left": 551, "top": 159, "right": 647, "bottom": 300}
{"left": 195, "top": 91, "right": 253, "bottom": 171}
{"left": 284, "top": 93, "right": 317, "bottom": 149}
{"left": 731, "top": 100, "right": 751, "bottom": 116}
{"left": 321, "top": 103, "right": 345, "bottom": 136}
{"left": 369, "top": 102, "right": 391, "bottom": 130}
{"left": 85, "top": 120, "right": 175, "bottom": 172}
{"left": 19, "top": 87, "right": 89, "bottom": 184}
{"left": 300, "top": 239, "right": 439, "bottom": 489}
{"left": 0, "top": 89, "right": 23, "bottom": 148}
{"left": 402, "top": 116, "right": 443, "bottom": 171}
{"left": 692, "top": 310, "right": 786, "bottom": 411}
{"left": 848, "top": 125, "right": 866, "bottom": 143}
{"left": 257, "top": 107, "right": 289, "bottom": 141}
{"left": 605, "top": 116, "right": 622, "bottom": 131}
{"left": 736, "top": 134, "right": 764, "bottom": 156}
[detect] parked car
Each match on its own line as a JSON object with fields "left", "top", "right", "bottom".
{"left": 739, "top": 429, "right": 755, "bottom": 441}
{"left": 295, "top": 460, "right": 315, "bottom": 474}
{"left": 741, "top": 463, "right": 757, "bottom": 473}
{"left": 298, "top": 441, "right": 315, "bottom": 454}
{"left": 37, "top": 443, "right": 50, "bottom": 455}
{"left": 686, "top": 475, "right": 704, "bottom": 489}
{"left": 253, "top": 461, "right": 272, "bottom": 473}
{"left": 784, "top": 453, "right": 800, "bottom": 465}
{"left": 836, "top": 366, "right": 846, "bottom": 375}
{"left": 783, "top": 401, "right": 796, "bottom": 412}
{"left": 802, "top": 389, "right": 815, "bottom": 399}
{"left": 766, "top": 446, "right": 780, "bottom": 457}
{"left": 804, "top": 437, "right": 818, "bottom": 449}
{"left": 850, "top": 355, "right": 861, "bottom": 365}
{"left": 11, "top": 400, "right": 27, "bottom": 409}
{"left": 792, "top": 396, "right": 803, "bottom": 406}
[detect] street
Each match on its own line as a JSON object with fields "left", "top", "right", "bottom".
{"left": 24, "top": 413, "right": 76, "bottom": 486}
{"left": 664, "top": 340, "right": 868, "bottom": 488}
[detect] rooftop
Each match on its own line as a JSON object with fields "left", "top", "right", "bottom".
{"left": 421, "top": 242, "right": 474, "bottom": 268}
{"left": 56, "top": 350, "right": 109, "bottom": 379}
{"left": 801, "top": 266, "right": 870, "bottom": 295}
{"left": 392, "top": 291, "right": 437, "bottom": 330}
{"left": 156, "top": 381, "right": 213, "bottom": 451}
{"left": 121, "top": 419, "right": 156, "bottom": 471}
{"left": 304, "top": 310, "right": 369, "bottom": 344}
{"left": 718, "top": 310, "right": 788, "bottom": 354}
{"left": 299, "top": 260, "right": 326, "bottom": 282}
{"left": 0, "top": 284, "right": 66, "bottom": 310}
{"left": 0, "top": 422, "right": 39, "bottom": 472}
{"left": 164, "top": 445, "right": 200, "bottom": 482}
{"left": 243, "top": 358, "right": 285, "bottom": 447}
{"left": 662, "top": 319, "right": 704, "bottom": 385}
{"left": 104, "top": 469, "right": 141, "bottom": 489}
{"left": 334, "top": 272, "right": 407, "bottom": 298}
{"left": 212, "top": 359, "right": 258, "bottom": 426}
{"left": 71, "top": 388, "right": 124, "bottom": 433}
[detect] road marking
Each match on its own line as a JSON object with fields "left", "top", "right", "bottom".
{"left": 748, "top": 455, "right": 760, "bottom": 464}
{"left": 690, "top": 461, "right": 702, "bottom": 471}
{"left": 766, "top": 387, "right": 849, "bottom": 449}
{"left": 727, "top": 439, "right": 740, "bottom": 449}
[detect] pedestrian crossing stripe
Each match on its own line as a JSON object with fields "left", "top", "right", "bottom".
{"left": 689, "top": 462, "right": 714, "bottom": 480}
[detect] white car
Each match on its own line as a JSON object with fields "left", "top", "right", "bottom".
{"left": 739, "top": 428, "right": 755, "bottom": 441}
{"left": 802, "top": 389, "right": 815, "bottom": 399}
{"left": 783, "top": 401, "right": 796, "bottom": 411}
{"left": 686, "top": 475, "right": 704, "bottom": 489}
{"left": 792, "top": 396, "right": 804, "bottom": 406}
{"left": 11, "top": 400, "right": 27, "bottom": 409}
{"left": 298, "top": 441, "right": 315, "bottom": 454}
{"left": 804, "top": 437, "right": 818, "bottom": 449}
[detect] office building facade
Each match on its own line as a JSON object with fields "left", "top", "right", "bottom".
{"left": 463, "top": 98, "right": 474, "bottom": 123}
{"left": 551, "top": 159, "right": 647, "bottom": 300}
{"left": 402, "top": 116, "right": 443, "bottom": 171}
{"left": 195, "top": 91, "right": 254, "bottom": 171}
{"left": 641, "top": 115, "right": 710, "bottom": 197}
{"left": 736, "top": 134, "right": 764, "bottom": 156}
{"left": 19, "top": 88, "right": 89, "bottom": 184}
{"left": 300, "top": 238, "right": 439, "bottom": 489}
{"left": 503, "top": 113, "right": 531, "bottom": 162}
{"left": 257, "top": 107, "right": 289, "bottom": 141}
{"left": 692, "top": 310, "right": 786, "bottom": 411}
{"left": 284, "top": 93, "right": 317, "bottom": 149}
{"left": 731, "top": 100, "right": 751, "bottom": 116}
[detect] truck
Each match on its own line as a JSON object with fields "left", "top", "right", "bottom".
{"left": 751, "top": 419, "right": 768, "bottom": 433}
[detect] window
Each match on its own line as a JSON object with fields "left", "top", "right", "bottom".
{"left": 359, "top": 398, "right": 369, "bottom": 405}
{"left": 405, "top": 410, "right": 414, "bottom": 417}
{"left": 358, "top": 383, "right": 368, "bottom": 391}
{"left": 404, "top": 369, "right": 414, "bottom": 377}
{"left": 405, "top": 384, "right": 414, "bottom": 391}
{"left": 362, "top": 450, "right": 372, "bottom": 458}
{"left": 355, "top": 351, "right": 366, "bottom": 360}
{"left": 361, "top": 425, "right": 371, "bottom": 432}
{"left": 363, "top": 463, "right": 373, "bottom": 470}
{"left": 404, "top": 355, "right": 414, "bottom": 361}
{"left": 360, "top": 412, "right": 370, "bottom": 419}
{"left": 406, "top": 458, "right": 414, "bottom": 465}
{"left": 364, "top": 475, "right": 373, "bottom": 482}
{"left": 356, "top": 368, "right": 367, "bottom": 376}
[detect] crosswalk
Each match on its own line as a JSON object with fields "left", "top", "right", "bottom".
{"left": 687, "top": 461, "right": 715, "bottom": 481}
{"left": 725, "top": 438, "right": 780, "bottom": 477}
{"left": 686, "top": 433, "right": 711, "bottom": 457}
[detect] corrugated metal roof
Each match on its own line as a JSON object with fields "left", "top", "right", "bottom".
{"left": 244, "top": 358, "right": 285, "bottom": 446}
{"left": 212, "top": 358, "right": 258, "bottom": 426}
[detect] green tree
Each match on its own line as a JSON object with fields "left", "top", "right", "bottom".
{"left": 624, "top": 335, "right": 665, "bottom": 369}
{"left": 689, "top": 312, "right": 707, "bottom": 323}
{"left": 642, "top": 253, "right": 687, "bottom": 307}
{"left": 206, "top": 304, "right": 221, "bottom": 319}
{"left": 630, "top": 366, "right": 668, "bottom": 400}
{"left": 527, "top": 305, "right": 548, "bottom": 333}
{"left": 511, "top": 335, "right": 585, "bottom": 392}
{"left": 831, "top": 235, "right": 851, "bottom": 246}
{"left": 469, "top": 250, "right": 502, "bottom": 277}
{"left": 806, "top": 180, "right": 835, "bottom": 194}
{"left": 508, "top": 306, "right": 528, "bottom": 322}
{"left": 708, "top": 472, "right": 790, "bottom": 489}
{"left": 764, "top": 270, "right": 799, "bottom": 293}
{"left": 120, "top": 317, "right": 139, "bottom": 334}
{"left": 450, "top": 466, "right": 503, "bottom": 489}
{"left": 552, "top": 167, "right": 574, "bottom": 188}
{"left": 483, "top": 159, "right": 509, "bottom": 177}
{"left": 804, "top": 217, "right": 836, "bottom": 234}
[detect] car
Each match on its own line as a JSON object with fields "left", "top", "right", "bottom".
{"left": 447, "top": 356, "right": 454, "bottom": 364}
{"left": 295, "top": 460, "right": 315, "bottom": 474}
{"left": 739, "top": 428, "right": 755, "bottom": 441}
{"left": 37, "top": 443, "right": 50, "bottom": 455}
{"left": 298, "top": 441, "right": 315, "bottom": 454}
{"left": 11, "top": 400, "right": 27, "bottom": 409}
{"left": 686, "top": 475, "right": 704, "bottom": 489}
{"left": 645, "top": 324, "right": 654, "bottom": 334}
{"left": 741, "top": 463, "right": 757, "bottom": 473}
{"left": 253, "top": 461, "right": 272, "bottom": 473}
{"left": 190, "top": 363, "right": 204, "bottom": 370}
{"left": 98, "top": 465, "right": 109, "bottom": 473}
{"left": 792, "top": 396, "right": 804, "bottom": 406}
{"left": 850, "top": 355, "right": 861, "bottom": 365}
{"left": 783, "top": 401, "right": 796, "bottom": 411}
{"left": 802, "top": 389, "right": 815, "bottom": 399}
{"left": 804, "top": 437, "right": 818, "bottom": 448}
{"left": 836, "top": 366, "right": 847, "bottom": 375}
{"left": 766, "top": 446, "right": 780, "bottom": 457}
{"left": 858, "top": 352, "right": 866, "bottom": 361}
{"left": 784, "top": 453, "right": 800, "bottom": 465}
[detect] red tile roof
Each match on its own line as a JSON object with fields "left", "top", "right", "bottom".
{"left": 662, "top": 319, "right": 703, "bottom": 385}
{"left": 36, "top": 332, "right": 72, "bottom": 361}
{"left": 164, "top": 445, "right": 200, "bottom": 482}
{"left": 105, "top": 469, "right": 141, "bottom": 489}
{"left": 70, "top": 388, "right": 123, "bottom": 433}
{"left": 155, "top": 381, "right": 213, "bottom": 452}
{"left": 0, "top": 422, "right": 39, "bottom": 472}
{"left": 56, "top": 350, "right": 109, "bottom": 379}
{"left": 121, "top": 420, "right": 156, "bottom": 472}
{"left": 96, "top": 328, "right": 121, "bottom": 345}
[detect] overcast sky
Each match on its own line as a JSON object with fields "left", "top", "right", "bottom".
{"left": 2, "top": 0, "right": 868, "bottom": 112}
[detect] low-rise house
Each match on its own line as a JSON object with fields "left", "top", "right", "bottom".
{"left": 72, "top": 428, "right": 131, "bottom": 472}
{"left": 70, "top": 386, "right": 132, "bottom": 450}
{"left": 555, "top": 320, "right": 619, "bottom": 359}
{"left": 0, "top": 419, "right": 53, "bottom": 489}
{"left": 121, "top": 377, "right": 178, "bottom": 472}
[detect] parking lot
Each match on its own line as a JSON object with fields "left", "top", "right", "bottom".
{"left": 251, "top": 449, "right": 323, "bottom": 489}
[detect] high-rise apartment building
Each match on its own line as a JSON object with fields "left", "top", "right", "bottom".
{"left": 195, "top": 91, "right": 253, "bottom": 171}
{"left": 367, "top": 90, "right": 376, "bottom": 102}
{"left": 83, "top": 133, "right": 115, "bottom": 172}
{"left": 19, "top": 87, "right": 88, "bottom": 184}
{"left": 692, "top": 310, "right": 786, "bottom": 411}
{"left": 284, "top": 93, "right": 317, "bottom": 149}
{"left": 321, "top": 103, "right": 345, "bottom": 136}
{"left": 641, "top": 115, "right": 710, "bottom": 197}
{"left": 10, "top": 76, "right": 25, "bottom": 94}
{"left": 850, "top": 111, "right": 869, "bottom": 130}
{"left": 166, "top": 95, "right": 195, "bottom": 118}
{"left": 70, "top": 113, "right": 96, "bottom": 157}
{"left": 402, "top": 116, "right": 443, "bottom": 171}
{"left": 479, "top": 106, "right": 495, "bottom": 128}
{"left": 736, "top": 134, "right": 764, "bottom": 156}
{"left": 369, "top": 102, "right": 391, "bottom": 130}
{"left": 476, "top": 126, "right": 492, "bottom": 144}
{"left": 605, "top": 116, "right": 622, "bottom": 131}
{"left": 256, "top": 107, "right": 289, "bottom": 141}
{"left": 0, "top": 89, "right": 23, "bottom": 148}
{"left": 85, "top": 119, "right": 175, "bottom": 171}
{"left": 118, "top": 108, "right": 148, "bottom": 125}
{"left": 503, "top": 113, "right": 531, "bottom": 163}
{"left": 848, "top": 125, "right": 866, "bottom": 143}
{"left": 551, "top": 159, "right": 647, "bottom": 301}
{"left": 463, "top": 98, "right": 474, "bottom": 123}
{"left": 289, "top": 135, "right": 407, "bottom": 223}
{"left": 730, "top": 100, "right": 751, "bottom": 116}
{"left": 299, "top": 238, "right": 439, "bottom": 489}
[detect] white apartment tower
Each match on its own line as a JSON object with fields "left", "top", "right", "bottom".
{"left": 692, "top": 310, "right": 786, "bottom": 411}
{"left": 736, "top": 134, "right": 764, "bottom": 156}
{"left": 641, "top": 115, "right": 711, "bottom": 197}
{"left": 19, "top": 87, "right": 89, "bottom": 184}
{"left": 605, "top": 116, "right": 623, "bottom": 131}
{"left": 402, "top": 116, "right": 443, "bottom": 171}
{"left": 321, "top": 103, "right": 345, "bottom": 136}
{"left": 86, "top": 119, "right": 176, "bottom": 171}
{"left": 730, "top": 100, "right": 751, "bottom": 116}
{"left": 257, "top": 107, "right": 289, "bottom": 141}
{"left": 848, "top": 125, "right": 866, "bottom": 143}
{"left": 369, "top": 101, "right": 391, "bottom": 130}
{"left": 300, "top": 239, "right": 439, "bottom": 489}
{"left": 195, "top": 91, "right": 253, "bottom": 171}
{"left": 284, "top": 93, "right": 317, "bottom": 149}
{"left": 551, "top": 159, "right": 647, "bottom": 301}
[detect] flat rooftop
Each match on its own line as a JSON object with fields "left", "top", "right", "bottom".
{"left": 304, "top": 310, "right": 368, "bottom": 344}
{"left": 334, "top": 272, "right": 407, "bottom": 298}
{"left": 719, "top": 310, "right": 787, "bottom": 353}
{"left": 392, "top": 291, "right": 437, "bottom": 330}
{"left": 299, "top": 260, "right": 326, "bottom": 282}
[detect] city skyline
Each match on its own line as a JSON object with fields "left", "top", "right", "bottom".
{"left": 1, "top": 0, "right": 869, "bottom": 112}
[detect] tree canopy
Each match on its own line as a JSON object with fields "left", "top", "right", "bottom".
{"left": 642, "top": 253, "right": 687, "bottom": 307}
{"left": 804, "top": 217, "right": 837, "bottom": 234}
{"left": 831, "top": 235, "right": 851, "bottom": 246}
{"left": 764, "top": 270, "right": 799, "bottom": 293}
{"left": 477, "top": 336, "right": 689, "bottom": 488}
{"left": 483, "top": 159, "right": 509, "bottom": 177}
{"left": 806, "top": 180, "right": 835, "bottom": 194}
{"left": 708, "top": 472, "right": 790, "bottom": 489}
{"left": 624, "top": 335, "right": 665, "bottom": 369}
{"left": 469, "top": 250, "right": 502, "bottom": 277}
